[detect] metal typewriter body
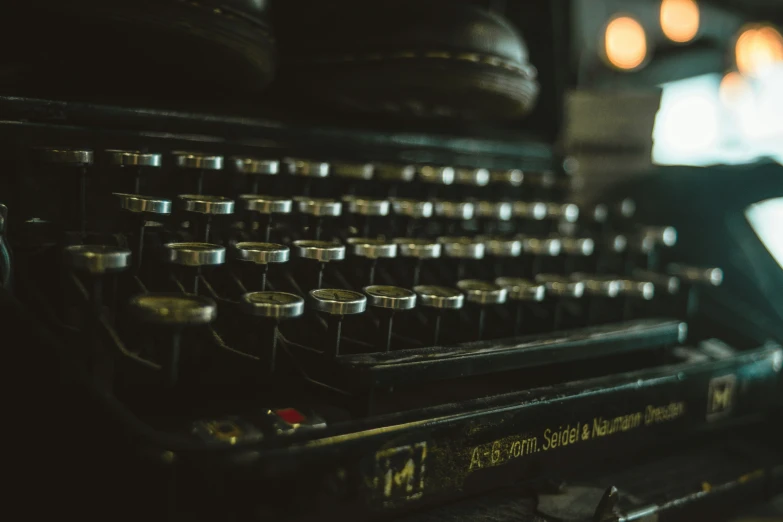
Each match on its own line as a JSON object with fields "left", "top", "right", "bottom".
{"left": 2, "top": 97, "right": 782, "bottom": 521}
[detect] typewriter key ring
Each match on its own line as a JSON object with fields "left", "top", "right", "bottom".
{"left": 347, "top": 238, "right": 397, "bottom": 286}
{"left": 232, "top": 242, "right": 289, "bottom": 291}
{"left": 106, "top": 150, "right": 162, "bottom": 193}
{"left": 296, "top": 198, "right": 342, "bottom": 240}
{"left": 393, "top": 238, "right": 441, "bottom": 287}
{"left": 164, "top": 242, "right": 226, "bottom": 295}
{"left": 178, "top": 195, "right": 235, "bottom": 243}
{"left": 308, "top": 289, "right": 366, "bottom": 357}
{"left": 495, "top": 277, "right": 545, "bottom": 337}
{"left": 173, "top": 151, "right": 223, "bottom": 195}
{"left": 128, "top": 293, "right": 217, "bottom": 388}
{"left": 35, "top": 147, "right": 93, "bottom": 237}
{"left": 414, "top": 285, "right": 464, "bottom": 345}
{"left": 116, "top": 194, "right": 172, "bottom": 274}
{"left": 240, "top": 291, "right": 304, "bottom": 375}
{"left": 64, "top": 244, "right": 132, "bottom": 386}
{"left": 294, "top": 240, "right": 345, "bottom": 290}
{"left": 457, "top": 280, "right": 507, "bottom": 341}
{"left": 239, "top": 195, "right": 292, "bottom": 242}
{"left": 231, "top": 157, "right": 279, "bottom": 194}
{"left": 364, "top": 285, "right": 416, "bottom": 352}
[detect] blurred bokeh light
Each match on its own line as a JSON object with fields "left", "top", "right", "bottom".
{"left": 660, "top": 0, "right": 700, "bottom": 43}
{"left": 604, "top": 16, "right": 648, "bottom": 70}
{"left": 736, "top": 24, "right": 783, "bottom": 77}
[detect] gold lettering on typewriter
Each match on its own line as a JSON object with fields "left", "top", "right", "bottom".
{"left": 466, "top": 401, "right": 686, "bottom": 471}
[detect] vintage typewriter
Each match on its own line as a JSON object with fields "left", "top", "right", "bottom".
{"left": 3, "top": 1, "right": 783, "bottom": 521}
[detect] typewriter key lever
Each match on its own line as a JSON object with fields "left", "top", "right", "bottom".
{"left": 240, "top": 292, "right": 304, "bottom": 375}
{"left": 36, "top": 147, "right": 93, "bottom": 237}
{"left": 296, "top": 198, "right": 342, "bottom": 240}
{"left": 232, "top": 157, "right": 279, "bottom": 194}
{"left": 178, "top": 195, "right": 234, "bottom": 243}
{"left": 172, "top": 151, "right": 223, "bottom": 194}
{"left": 364, "top": 285, "right": 416, "bottom": 352}
{"left": 164, "top": 242, "right": 226, "bottom": 294}
{"left": 232, "top": 242, "right": 289, "bottom": 291}
{"left": 64, "top": 245, "right": 131, "bottom": 384}
{"left": 128, "top": 293, "right": 217, "bottom": 388}
{"left": 239, "top": 195, "right": 292, "bottom": 242}
{"left": 308, "top": 289, "right": 367, "bottom": 357}
{"left": 106, "top": 150, "right": 162, "bottom": 193}
{"left": 393, "top": 238, "right": 441, "bottom": 287}
{"left": 348, "top": 238, "right": 397, "bottom": 286}
{"left": 457, "top": 280, "right": 507, "bottom": 341}
{"left": 293, "top": 240, "right": 345, "bottom": 290}
{"left": 116, "top": 194, "right": 172, "bottom": 274}
{"left": 414, "top": 285, "right": 464, "bottom": 345}
{"left": 667, "top": 264, "right": 723, "bottom": 322}
{"left": 495, "top": 277, "right": 546, "bottom": 336}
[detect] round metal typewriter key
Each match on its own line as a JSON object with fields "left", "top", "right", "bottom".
{"left": 633, "top": 269, "right": 680, "bottom": 296}
{"left": 615, "top": 198, "right": 637, "bottom": 219}
{"left": 294, "top": 240, "right": 345, "bottom": 290}
{"left": 476, "top": 201, "right": 513, "bottom": 221}
{"left": 490, "top": 169, "right": 524, "bottom": 187}
{"left": 375, "top": 163, "right": 416, "bottom": 183}
{"left": 434, "top": 201, "right": 475, "bottom": 220}
{"left": 439, "top": 237, "right": 485, "bottom": 259}
{"left": 240, "top": 291, "right": 304, "bottom": 374}
{"left": 546, "top": 203, "right": 580, "bottom": 223}
{"left": 240, "top": 195, "right": 292, "bottom": 215}
{"left": 419, "top": 165, "right": 455, "bottom": 185}
{"left": 308, "top": 289, "right": 367, "bottom": 357}
{"left": 667, "top": 264, "right": 723, "bottom": 322}
{"left": 178, "top": 194, "right": 235, "bottom": 215}
{"left": 483, "top": 237, "right": 522, "bottom": 257}
{"left": 332, "top": 162, "right": 374, "bottom": 180}
{"left": 233, "top": 242, "right": 289, "bottom": 291}
{"left": 164, "top": 242, "right": 226, "bottom": 294}
{"left": 393, "top": 238, "right": 441, "bottom": 287}
{"left": 495, "top": 277, "right": 545, "bottom": 336}
{"left": 178, "top": 195, "right": 235, "bottom": 242}
{"left": 560, "top": 236, "right": 595, "bottom": 273}
{"left": 455, "top": 167, "right": 490, "bottom": 187}
{"left": 65, "top": 244, "right": 133, "bottom": 368}
{"left": 390, "top": 198, "right": 434, "bottom": 236}
{"left": 630, "top": 226, "right": 678, "bottom": 271}
{"left": 117, "top": 193, "right": 172, "bottom": 215}
{"left": 390, "top": 199, "right": 434, "bottom": 219}
{"left": 128, "top": 293, "right": 218, "bottom": 387}
{"left": 231, "top": 157, "right": 279, "bottom": 193}
{"left": 65, "top": 245, "right": 132, "bottom": 275}
{"left": 483, "top": 236, "right": 522, "bottom": 277}
{"left": 440, "top": 237, "right": 485, "bottom": 280}
{"left": 106, "top": 150, "right": 162, "bottom": 193}
{"left": 347, "top": 198, "right": 390, "bottom": 237}
{"left": 285, "top": 158, "right": 330, "bottom": 178}
{"left": 457, "top": 279, "right": 507, "bottom": 340}
{"left": 519, "top": 236, "right": 562, "bottom": 277}
{"left": 36, "top": 147, "right": 94, "bottom": 236}
{"left": 239, "top": 195, "right": 293, "bottom": 242}
{"left": 116, "top": 194, "right": 172, "bottom": 273}
{"left": 535, "top": 274, "right": 585, "bottom": 330}
{"left": 172, "top": 151, "right": 224, "bottom": 194}
{"left": 512, "top": 201, "right": 548, "bottom": 221}
{"left": 296, "top": 198, "right": 342, "bottom": 240}
{"left": 414, "top": 285, "right": 464, "bottom": 345}
{"left": 571, "top": 274, "right": 621, "bottom": 298}
{"left": 347, "top": 238, "right": 397, "bottom": 285}
{"left": 347, "top": 198, "right": 390, "bottom": 216}
{"left": 36, "top": 147, "right": 94, "bottom": 165}
{"left": 364, "top": 285, "right": 417, "bottom": 352}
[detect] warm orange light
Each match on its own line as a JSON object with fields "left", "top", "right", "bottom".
{"left": 719, "top": 71, "right": 750, "bottom": 107}
{"left": 735, "top": 24, "right": 783, "bottom": 76}
{"left": 660, "top": 0, "right": 700, "bottom": 43}
{"left": 604, "top": 16, "right": 648, "bottom": 70}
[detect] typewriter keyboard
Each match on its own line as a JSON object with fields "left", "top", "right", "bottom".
{"left": 0, "top": 133, "right": 730, "bottom": 424}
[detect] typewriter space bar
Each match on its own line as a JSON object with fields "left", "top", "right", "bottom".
{"left": 334, "top": 318, "right": 685, "bottom": 388}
